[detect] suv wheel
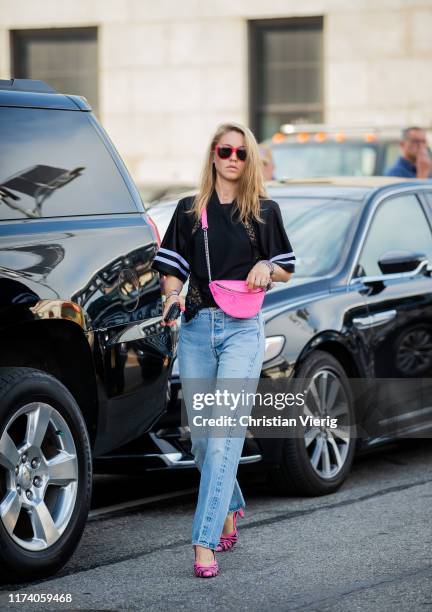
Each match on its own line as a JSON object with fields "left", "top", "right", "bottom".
{"left": 0, "top": 367, "right": 92, "bottom": 580}
{"left": 269, "top": 351, "right": 356, "bottom": 496}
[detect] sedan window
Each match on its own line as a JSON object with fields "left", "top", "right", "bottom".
{"left": 277, "top": 198, "right": 361, "bottom": 277}
{"left": 358, "top": 194, "right": 432, "bottom": 276}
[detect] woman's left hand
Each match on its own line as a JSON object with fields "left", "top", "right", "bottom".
{"left": 246, "top": 261, "right": 272, "bottom": 290}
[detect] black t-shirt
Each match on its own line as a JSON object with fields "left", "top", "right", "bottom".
{"left": 151, "top": 189, "right": 296, "bottom": 320}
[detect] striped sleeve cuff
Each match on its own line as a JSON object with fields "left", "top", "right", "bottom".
{"left": 152, "top": 247, "right": 190, "bottom": 282}
{"left": 270, "top": 251, "right": 296, "bottom": 273}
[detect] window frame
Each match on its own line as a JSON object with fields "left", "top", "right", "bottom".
{"left": 248, "top": 16, "right": 324, "bottom": 141}
{"left": 418, "top": 191, "right": 432, "bottom": 219}
{"left": 11, "top": 26, "right": 98, "bottom": 115}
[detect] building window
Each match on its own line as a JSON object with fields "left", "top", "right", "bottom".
{"left": 249, "top": 18, "right": 323, "bottom": 141}
{"left": 11, "top": 27, "right": 98, "bottom": 115}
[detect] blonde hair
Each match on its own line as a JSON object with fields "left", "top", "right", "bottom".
{"left": 190, "top": 122, "right": 268, "bottom": 224}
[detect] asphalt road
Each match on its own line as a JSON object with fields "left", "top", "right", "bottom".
{"left": 0, "top": 439, "right": 431, "bottom": 611}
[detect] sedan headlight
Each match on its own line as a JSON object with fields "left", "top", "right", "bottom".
{"left": 264, "top": 335, "right": 285, "bottom": 363}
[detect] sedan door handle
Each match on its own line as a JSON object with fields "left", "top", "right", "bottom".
{"left": 352, "top": 315, "right": 374, "bottom": 329}
{"left": 371, "top": 309, "right": 397, "bottom": 325}
{"left": 353, "top": 309, "right": 397, "bottom": 329}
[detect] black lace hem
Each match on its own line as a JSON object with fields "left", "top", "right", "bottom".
{"left": 183, "top": 278, "right": 217, "bottom": 322}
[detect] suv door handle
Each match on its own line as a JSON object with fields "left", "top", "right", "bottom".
{"left": 107, "top": 316, "right": 164, "bottom": 344}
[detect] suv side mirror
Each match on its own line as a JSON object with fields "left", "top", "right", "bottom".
{"left": 378, "top": 250, "right": 428, "bottom": 275}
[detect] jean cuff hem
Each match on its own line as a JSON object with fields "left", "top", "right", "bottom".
{"left": 228, "top": 504, "right": 245, "bottom": 513}
{"left": 192, "top": 541, "right": 217, "bottom": 550}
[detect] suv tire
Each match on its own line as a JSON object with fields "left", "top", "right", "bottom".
{"left": 0, "top": 367, "right": 92, "bottom": 580}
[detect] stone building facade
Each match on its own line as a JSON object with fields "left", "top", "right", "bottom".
{"left": 1, "top": 0, "right": 431, "bottom": 187}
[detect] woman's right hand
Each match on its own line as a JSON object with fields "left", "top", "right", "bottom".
{"left": 161, "top": 294, "right": 186, "bottom": 327}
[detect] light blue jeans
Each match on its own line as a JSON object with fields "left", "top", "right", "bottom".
{"left": 177, "top": 306, "right": 265, "bottom": 550}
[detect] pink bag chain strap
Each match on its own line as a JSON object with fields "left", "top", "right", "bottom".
{"left": 201, "top": 206, "right": 208, "bottom": 230}
{"left": 200, "top": 207, "right": 213, "bottom": 283}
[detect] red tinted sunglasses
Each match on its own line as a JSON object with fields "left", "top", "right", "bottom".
{"left": 215, "top": 144, "right": 247, "bottom": 162}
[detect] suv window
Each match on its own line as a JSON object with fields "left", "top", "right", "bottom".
{"left": 0, "top": 107, "right": 138, "bottom": 220}
{"left": 358, "top": 194, "right": 432, "bottom": 276}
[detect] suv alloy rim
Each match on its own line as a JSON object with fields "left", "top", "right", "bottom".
{"left": 0, "top": 402, "right": 78, "bottom": 551}
{"left": 302, "top": 370, "right": 351, "bottom": 479}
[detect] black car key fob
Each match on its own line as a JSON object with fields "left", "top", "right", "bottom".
{"left": 163, "top": 301, "right": 181, "bottom": 323}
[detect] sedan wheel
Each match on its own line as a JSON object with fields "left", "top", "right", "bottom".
{"left": 269, "top": 350, "right": 356, "bottom": 496}
{"left": 303, "top": 370, "right": 351, "bottom": 480}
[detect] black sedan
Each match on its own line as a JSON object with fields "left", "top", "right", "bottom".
{"left": 118, "top": 177, "right": 432, "bottom": 497}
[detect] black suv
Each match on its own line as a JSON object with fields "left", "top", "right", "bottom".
{"left": 0, "top": 80, "right": 175, "bottom": 579}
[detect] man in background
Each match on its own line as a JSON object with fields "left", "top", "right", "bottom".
{"left": 385, "top": 126, "right": 432, "bottom": 178}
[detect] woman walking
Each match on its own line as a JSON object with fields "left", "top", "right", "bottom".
{"left": 151, "top": 122, "right": 295, "bottom": 578}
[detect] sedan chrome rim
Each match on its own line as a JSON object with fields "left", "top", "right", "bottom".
{"left": 302, "top": 370, "right": 351, "bottom": 479}
{"left": 0, "top": 402, "right": 78, "bottom": 551}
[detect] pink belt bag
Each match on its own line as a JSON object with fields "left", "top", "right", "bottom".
{"left": 201, "top": 207, "right": 266, "bottom": 318}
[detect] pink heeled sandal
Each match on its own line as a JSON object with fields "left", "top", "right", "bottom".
{"left": 215, "top": 508, "right": 245, "bottom": 552}
{"left": 193, "top": 545, "right": 219, "bottom": 578}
